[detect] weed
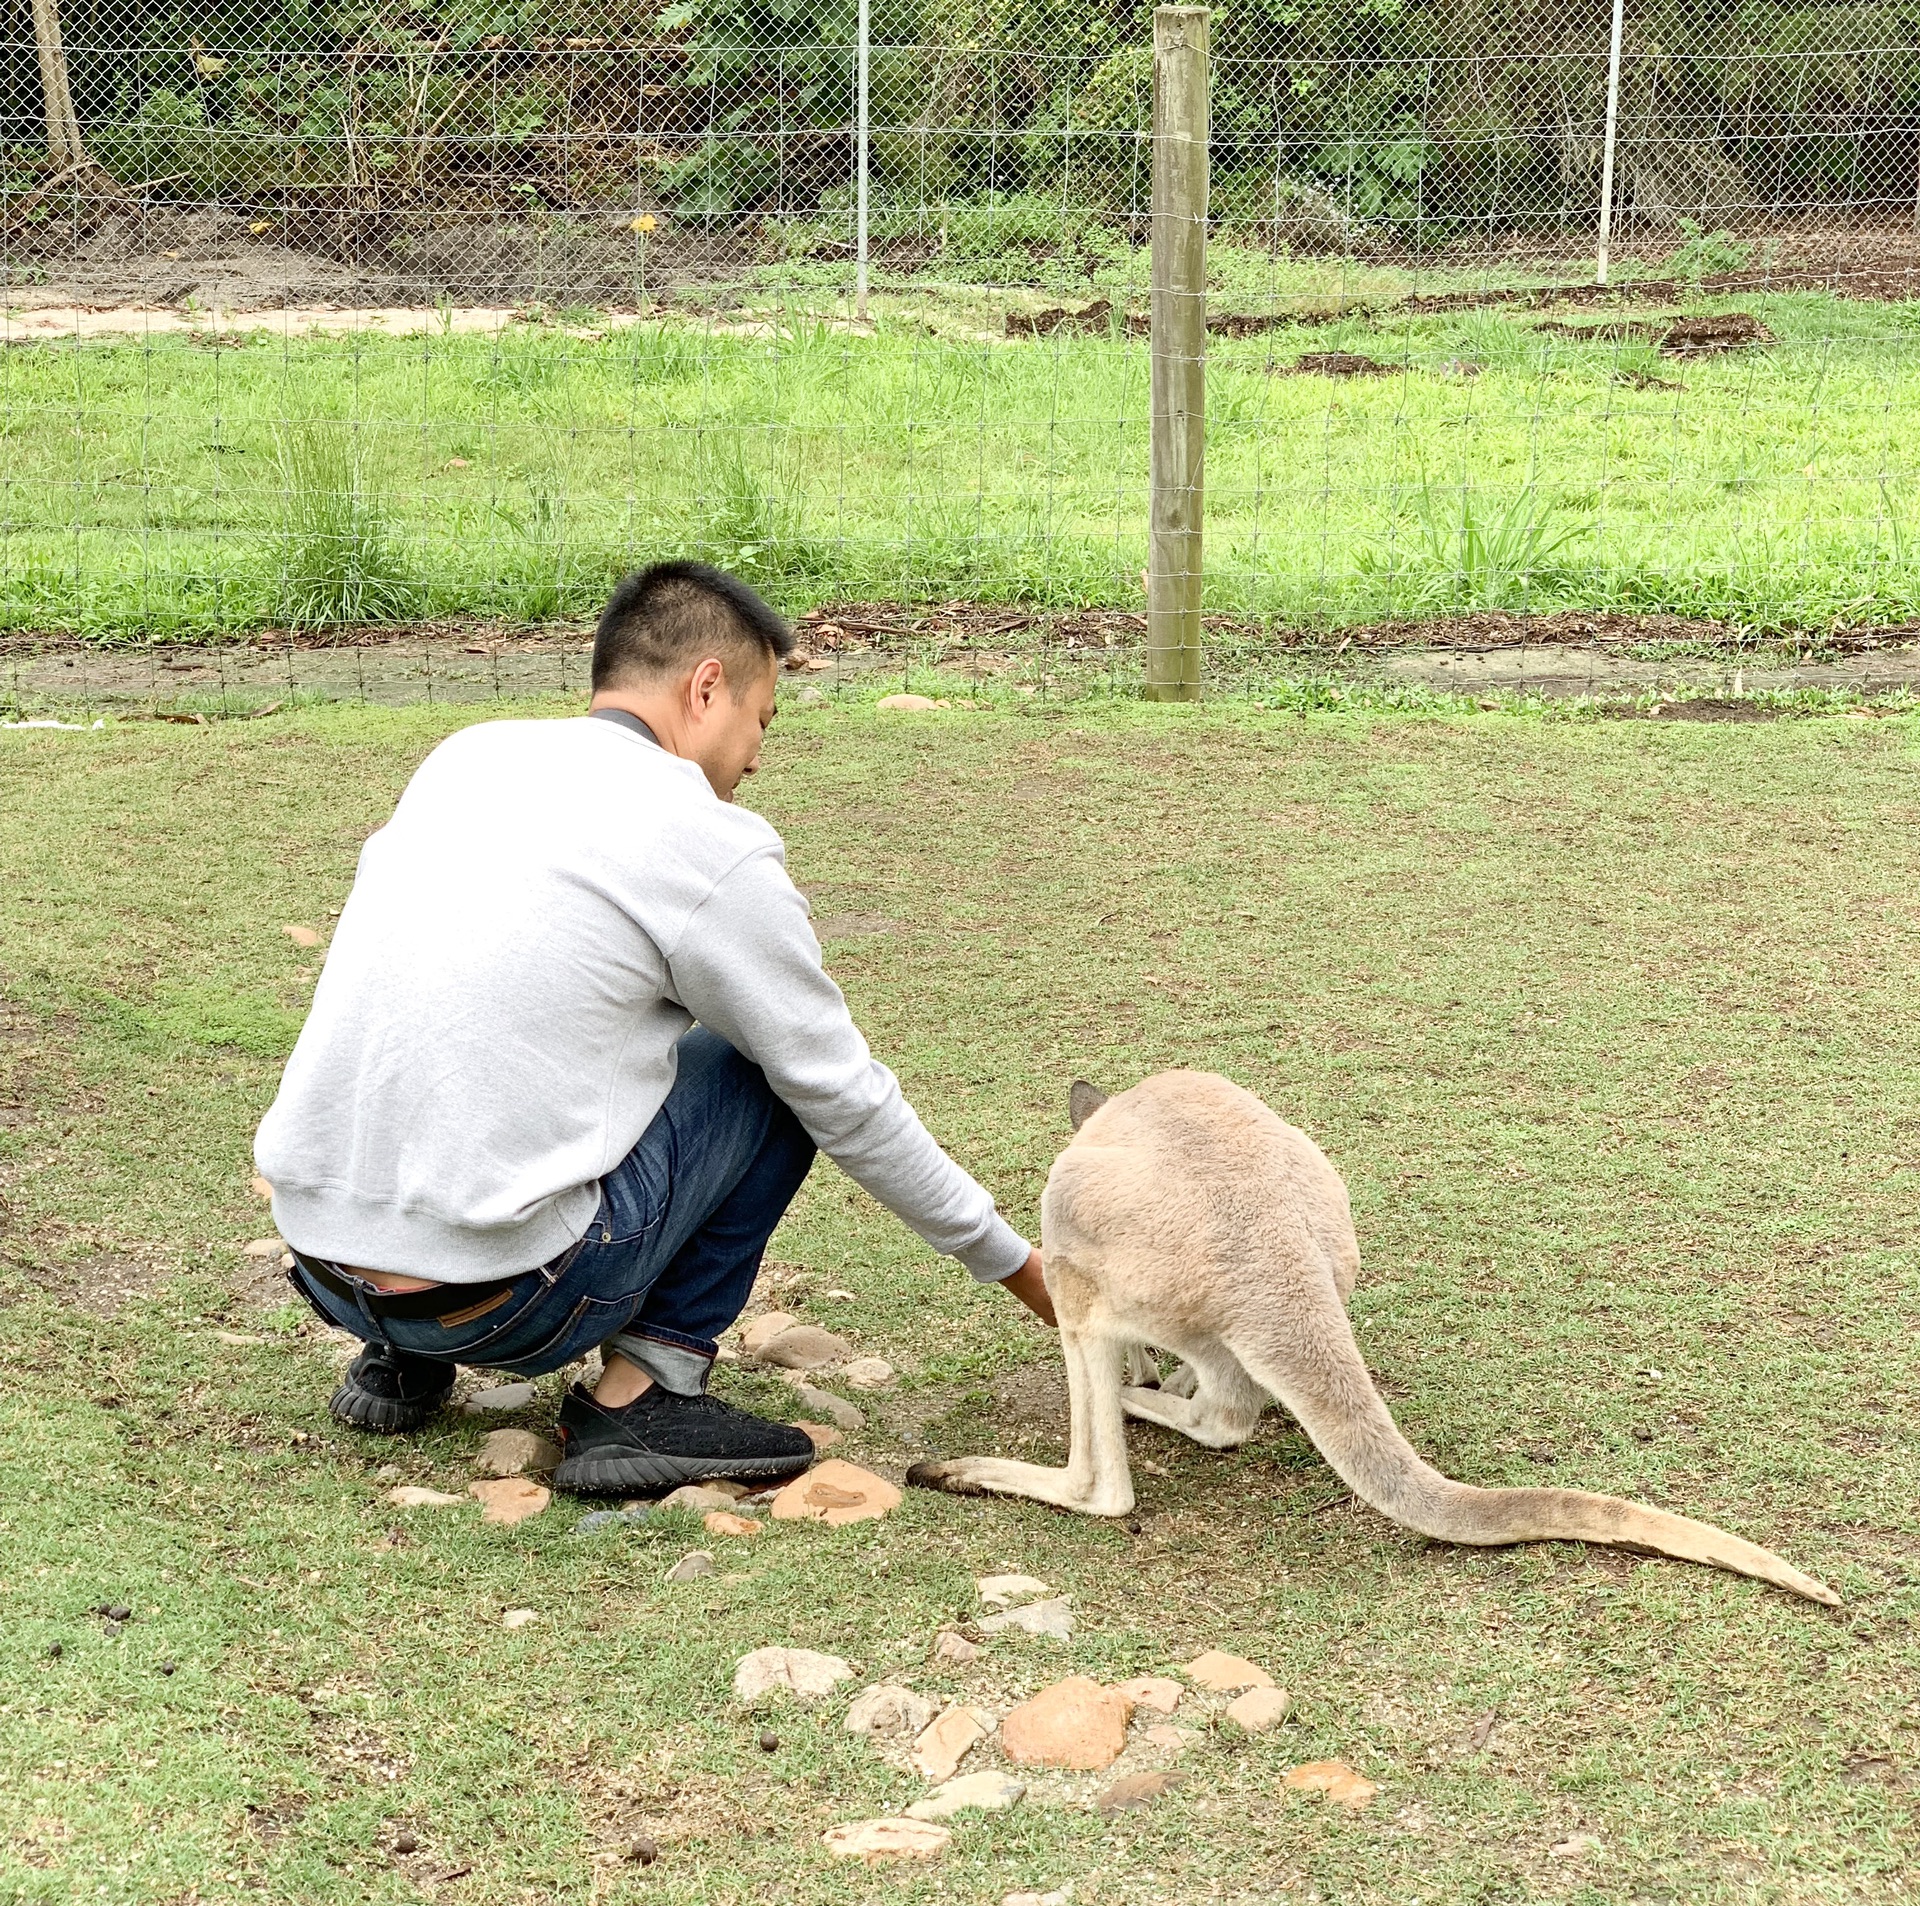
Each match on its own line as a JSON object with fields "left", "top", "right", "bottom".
{"left": 1359, "top": 482, "right": 1583, "bottom": 611}
{"left": 1665, "top": 221, "right": 1753, "bottom": 282}
{"left": 268, "top": 421, "right": 418, "bottom": 626}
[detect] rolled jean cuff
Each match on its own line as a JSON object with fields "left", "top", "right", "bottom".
{"left": 604, "top": 1328, "right": 716, "bottom": 1397}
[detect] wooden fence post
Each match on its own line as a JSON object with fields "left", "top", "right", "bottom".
{"left": 1147, "top": 4, "right": 1208, "bottom": 702}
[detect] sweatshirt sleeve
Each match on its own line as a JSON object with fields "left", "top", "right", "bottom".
{"left": 661, "top": 845, "right": 1032, "bottom": 1282}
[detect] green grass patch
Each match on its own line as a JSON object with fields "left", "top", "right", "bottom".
{"left": 5, "top": 289, "right": 1920, "bottom": 637}
{"left": 3, "top": 698, "right": 1919, "bottom": 1901}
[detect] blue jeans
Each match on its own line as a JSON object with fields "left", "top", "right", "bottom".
{"left": 289, "top": 1030, "right": 816, "bottom": 1395}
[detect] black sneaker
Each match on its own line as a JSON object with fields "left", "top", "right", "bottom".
{"left": 328, "top": 1345, "right": 457, "bottom": 1434}
{"left": 552, "top": 1383, "right": 815, "bottom": 1495}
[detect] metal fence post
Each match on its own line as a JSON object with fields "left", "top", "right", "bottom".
{"left": 855, "top": 0, "right": 871, "bottom": 321}
{"left": 1596, "top": 0, "right": 1625, "bottom": 286}
{"left": 1147, "top": 4, "right": 1207, "bottom": 702}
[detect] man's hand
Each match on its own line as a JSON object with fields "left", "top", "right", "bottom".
{"left": 1001, "top": 1248, "right": 1055, "bottom": 1327}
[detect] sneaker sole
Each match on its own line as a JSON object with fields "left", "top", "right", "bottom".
{"left": 327, "top": 1382, "right": 451, "bottom": 1435}
{"left": 552, "top": 1449, "right": 814, "bottom": 1496}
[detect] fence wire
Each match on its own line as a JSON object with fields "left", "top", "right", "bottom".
{"left": 3, "top": 3, "right": 1920, "bottom": 700}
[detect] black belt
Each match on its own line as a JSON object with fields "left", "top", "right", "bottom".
{"left": 293, "top": 1252, "right": 523, "bottom": 1322}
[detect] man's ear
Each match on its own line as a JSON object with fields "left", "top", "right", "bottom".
{"left": 687, "top": 656, "right": 726, "bottom": 711}
{"left": 1068, "top": 1079, "right": 1108, "bottom": 1131}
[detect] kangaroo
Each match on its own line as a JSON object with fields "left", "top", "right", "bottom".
{"left": 908, "top": 1070, "right": 1838, "bottom": 1607}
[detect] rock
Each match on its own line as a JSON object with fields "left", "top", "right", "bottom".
{"left": 1094, "top": 1770, "right": 1185, "bottom": 1815}
{"left": 793, "top": 685, "right": 826, "bottom": 707}
{"left": 1002, "top": 1894, "right": 1071, "bottom": 1906}
{"left": 463, "top": 1381, "right": 537, "bottom": 1413}
{"left": 213, "top": 1330, "right": 265, "bottom": 1346}
{"left": 372, "top": 1464, "right": 401, "bottom": 1483}
{"left": 934, "top": 1630, "right": 980, "bottom": 1665}
{"left": 742, "top": 1311, "right": 802, "bottom": 1355}
{"left": 659, "top": 1484, "right": 748, "bottom": 1515}
{"left": 821, "top": 1817, "right": 951, "bottom": 1863}
{"left": 977, "top": 1574, "right": 1051, "bottom": 1609}
{"left": 840, "top": 1357, "right": 895, "bottom": 1389}
{"left": 1117, "top": 1676, "right": 1182, "bottom": 1715}
{"left": 1142, "top": 1724, "right": 1192, "bottom": 1753}
{"left": 876, "top": 694, "right": 939, "bottom": 713}
{"left": 388, "top": 1485, "right": 464, "bottom": 1508}
{"left": 249, "top": 1174, "right": 274, "bottom": 1202}
{"left": 910, "top": 1704, "right": 992, "bottom": 1781}
{"left": 576, "top": 1507, "right": 650, "bottom": 1533}
{"left": 705, "top": 1479, "right": 751, "bottom": 1500}
{"left": 1550, "top": 1833, "right": 1602, "bottom": 1857}
{"left": 240, "top": 1237, "right": 285, "bottom": 1258}
{"left": 905, "top": 1771, "right": 1025, "bottom": 1821}
{"left": 785, "top": 1380, "right": 864, "bottom": 1430}
{"left": 626, "top": 1834, "right": 659, "bottom": 1865}
{"left": 1281, "top": 1759, "right": 1378, "bottom": 1810}
{"left": 391, "top": 1829, "right": 418, "bottom": 1854}
{"left": 282, "top": 923, "right": 322, "bottom": 947}
{"left": 1001, "top": 1679, "right": 1134, "bottom": 1771}
{"left": 1183, "top": 1650, "right": 1274, "bottom": 1692}
{"left": 844, "top": 1684, "right": 937, "bottom": 1741}
{"left": 754, "top": 1324, "right": 855, "bottom": 1371}
{"left": 758, "top": 1730, "right": 780, "bottom": 1751}
{"left": 664, "top": 1551, "right": 714, "bottom": 1583}
{"left": 1225, "top": 1686, "right": 1292, "bottom": 1733}
{"left": 467, "top": 1478, "right": 550, "bottom": 1526}
{"left": 794, "top": 1420, "right": 843, "bottom": 1449}
{"left": 769, "top": 1459, "right": 902, "bottom": 1527}
{"left": 703, "top": 1511, "right": 762, "bottom": 1538}
{"left": 981, "top": 1597, "right": 1074, "bottom": 1639}
{"left": 733, "top": 1646, "right": 855, "bottom": 1703}
{"left": 474, "top": 1428, "right": 560, "bottom": 1478}
{"left": 501, "top": 1608, "right": 538, "bottom": 1630}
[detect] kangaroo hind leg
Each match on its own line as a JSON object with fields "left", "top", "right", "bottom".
{"left": 1121, "top": 1342, "right": 1267, "bottom": 1449}
{"left": 906, "top": 1327, "right": 1134, "bottom": 1517}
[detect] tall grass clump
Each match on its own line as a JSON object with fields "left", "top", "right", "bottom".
{"left": 1358, "top": 483, "right": 1585, "bottom": 612}
{"left": 269, "top": 421, "right": 418, "bottom": 626}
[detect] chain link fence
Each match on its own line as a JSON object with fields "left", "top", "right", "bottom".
{"left": 3, "top": 2, "right": 1920, "bottom": 706}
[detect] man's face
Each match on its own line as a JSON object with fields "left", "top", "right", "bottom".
{"left": 694, "top": 651, "right": 778, "bottom": 801}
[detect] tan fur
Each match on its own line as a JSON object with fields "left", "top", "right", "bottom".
{"left": 909, "top": 1070, "right": 1839, "bottom": 1607}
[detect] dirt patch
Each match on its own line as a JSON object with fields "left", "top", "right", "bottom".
{"left": 1533, "top": 311, "right": 1771, "bottom": 356}
{"left": 1005, "top": 298, "right": 1143, "bottom": 339}
{"left": 1279, "top": 351, "right": 1402, "bottom": 378}
{"left": 1621, "top": 696, "right": 1786, "bottom": 722}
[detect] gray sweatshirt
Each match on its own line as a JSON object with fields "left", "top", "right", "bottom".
{"left": 254, "top": 714, "right": 1031, "bottom": 1285}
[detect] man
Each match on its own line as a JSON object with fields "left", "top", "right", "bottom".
{"left": 256, "top": 560, "right": 1051, "bottom": 1495}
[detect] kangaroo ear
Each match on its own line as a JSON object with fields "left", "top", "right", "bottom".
{"left": 1068, "top": 1079, "right": 1109, "bottom": 1131}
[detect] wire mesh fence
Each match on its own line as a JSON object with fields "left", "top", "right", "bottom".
{"left": 3, "top": 2, "right": 1920, "bottom": 693}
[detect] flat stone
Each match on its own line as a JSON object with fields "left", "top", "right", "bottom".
{"left": 1002, "top": 1894, "right": 1071, "bottom": 1906}
{"left": 769, "top": 1459, "right": 901, "bottom": 1527}
{"left": 387, "top": 1485, "right": 464, "bottom": 1508}
{"left": 1226, "top": 1686, "right": 1293, "bottom": 1733}
{"left": 934, "top": 1631, "right": 980, "bottom": 1665}
{"left": 1001, "top": 1678, "right": 1134, "bottom": 1771}
{"left": 978, "top": 1574, "right": 1051, "bottom": 1609}
{"left": 844, "top": 1684, "right": 937, "bottom": 1741}
{"left": 1117, "top": 1676, "right": 1183, "bottom": 1715}
{"left": 240, "top": 1237, "right": 285, "bottom": 1258}
{"left": 463, "top": 1381, "right": 537, "bottom": 1413}
{"left": 1281, "top": 1759, "right": 1378, "bottom": 1810}
{"left": 501, "top": 1607, "right": 538, "bottom": 1630}
{"left": 282, "top": 923, "right": 322, "bottom": 947}
{"left": 821, "top": 1817, "right": 950, "bottom": 1862}
{"left": 1550, "top": 1833, "right": 1603, "bottom": 1857}
{"left": 794, "top": 1420, "right": 843, "bottom": 1449}
{"left": 664, "top": 1551, "right": 714, "bottom": 1583}
{"left": 840, "top": 1357, "right": 895, "bottom": 1389}
{"left": 575, "top": 1506, "right": 651, "bottom": 1533}
{"left": 1142, "top": 1724, "right": 1193, "bottom": 1753}
{"left": 733, "top": 1646, "right": 855, "bottom": 1702}
{"left": 213, "top": 1330, "right": 265, "bottom": 1346}
{"left": 784, "top": 1379, "right": 865, "bottom": 1430}
{"left": 659, "top": 1484, "right": 748, "bottom": 1515}
{"left": 876, "top": 694, "right": 939, "bottom": 713}
{"left": 793, "top": 685, "right": 826, "bottom": 707}
{"left": 474, "top": 1428, "right": 561, "bottom": 1478}
{"left": 703, "top": 1511, "right": 762, "bottom": 1538}
{"left": 1094, "top": 1770, "right": 1185, "bottom": 1815}
{"left": 249, "top": 1175, "right": 273, "bottom": 1201}
{"left": 980, "top": 1597, "right": 1074, "bottom": 1639}
{"left": 468, "top": 1478, "right": 550, "bottom": 1525}
{"left": 905, "top": 1771, "right": 1024, "bottom": 1821}
{"left": 742, "top": 1311, "right": 801, "bottom": 1355}
{"left": 1184, "top": 1650, "right": 1274, "bottom": 1692}
{"left": 754, "top": 1324, "right": 855, "bottom": 1371}
{"left": 910, "top": 1704, "right": 992, "bottom": 1782}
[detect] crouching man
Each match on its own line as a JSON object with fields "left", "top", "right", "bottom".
{"left": 255, "top": 560, "right": 1050, "bottom": 1495}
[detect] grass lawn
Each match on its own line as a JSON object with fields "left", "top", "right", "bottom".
{"left": 3, "top": 695, "right": 1919, "bottom": 1903}
{"left": 5, "top": 287, "right": 1920, "bottom": 639}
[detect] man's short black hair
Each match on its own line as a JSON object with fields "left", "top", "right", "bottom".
{"left": 591, "top": 561, "right": 794, "bottom": 691}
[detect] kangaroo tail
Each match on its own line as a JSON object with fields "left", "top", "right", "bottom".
{"left": 1232, "top": 1305, "right": 1840, "bottom": 1608}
